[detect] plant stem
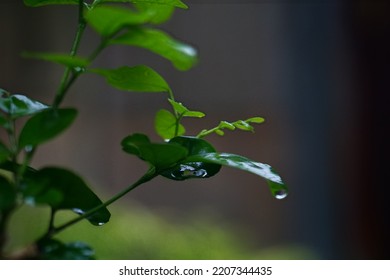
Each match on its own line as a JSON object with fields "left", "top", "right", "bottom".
{"left": 43, "top": 167, "right": 158, "bottom": 239}
{"left": 53, "top": 0, "right": 86, "bottom": 108}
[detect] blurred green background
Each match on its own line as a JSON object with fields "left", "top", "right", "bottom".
{"left": 6, "top": 203, "right": 315, "bottom": 259}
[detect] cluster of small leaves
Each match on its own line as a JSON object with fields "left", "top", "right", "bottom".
{"left": 0, "top": 0, "right": 287, "bottom": 260}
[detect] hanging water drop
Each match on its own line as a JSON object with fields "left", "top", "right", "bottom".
{"left": 274, "top": 189, "right": 288, "bottom": 200}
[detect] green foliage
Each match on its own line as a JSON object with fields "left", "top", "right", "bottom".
{"left": 0, "top": 0, "right": 287, "bottom": 259}
{"left": 0, "top": 92, "right": 49, "bottom": 119}
{"left": 197, "top": 117, "right": 265, "bottom": 138}
{"left": 22, "top": 52, "right": 89, "bottom": 68}
{"left": 90, "top": 65, "right": 171, "bottom": 93}
{"left": 23, "top": 167, "right": 111, "bottom": 225}
{"left": 110, "top": 27, "right": 198, "bottom": 70}
{"left": 38, "top": 239, "right": 95, "bottom": 260}
{"left": 18, "top": 108, "right": 78, "bottom": 148}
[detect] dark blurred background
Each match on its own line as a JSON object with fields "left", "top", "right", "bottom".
{"left": 0, "top": 0, "right": 389, "bottom": 259}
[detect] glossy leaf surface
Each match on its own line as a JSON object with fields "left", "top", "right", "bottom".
{"left": 19, "top": 108, "right": 77, "bottom": 148}
{"left": 38, "top": 239, "right": 95, "bottom": 260}
{"left": 111, "top": 27, "right": 197, "bottom": 71}
{"left": 0, "top": 176, "right": 16, "bottom": 211}
{"left": 24, "top": 0, "right": 77, "bottom": 6}
{"left": 160, "top": 136, "right": 221, "bottom": 180}
{"left": 91, "top": 65, "right": 171, "bottom": 93}
{"left": 85, "top": 5, "right": 153, "bottom": 37}
{"left": 154, "top": 109, "right": 185, "bottom": 140}
{"left": 0, "top": 94, "right": 49, "bottom": 119}
{"left": 121, "top": 133, "right": 188, "bottom": 170}
{"left": 23, "top": 167, "right": 111, "bottom": 225}
{"left": 183, "top": 152, "right": 288, "bottom": 198}
{"left": 22, "top": 52, "right": 89, "bottom": 68}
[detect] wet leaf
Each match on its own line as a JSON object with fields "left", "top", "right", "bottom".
{"left": 110, "top": 27, "right": 197, "bottom": 71}
{"left": 22, "top": 52, "right": 89, "bottom": 68}
{"left": 38, "top": 239, "right": 95, "bottom": 260}
{"left": 23, "top": 167, "right": 111, "bottom": 226}
{"left": 0, "top": 176, "right": 16, "bottom": 211}
{"left": 91, "top": 65, "right": 171, "bottom": 93}
{"left": 160, "top": 136, "right": 221, "bottom": 180}
{"left": 182, "top": 152, "right": 288, "bottom": 198}
{"left": 19, "top": 108, "right": 77, "bottom": 148}
{"left": 85, "top": 5, "right": 153, "bottom": 37}
{"left": 121, "top": 133, "right": 188, "bottom": 170}
{"left": 0, "top": 94, "right": 49, "bottom": 119}
{"left": 24, "top": 0, "right": 78, "bottom": 6}
{"left": 154, "top": 109, "right": 185, "bottom": 140}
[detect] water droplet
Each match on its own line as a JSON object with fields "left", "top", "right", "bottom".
{"left": 73, "top": 208, "right": 84, "bottom": 215}
{"left": 169, "top": 164, "right": 208, "bottom": 179}
{"left": 24, "top": 145, "right": 33, "bottom": 153}
{"left": 274, "top": 190, "right": 288, "bottom": 200}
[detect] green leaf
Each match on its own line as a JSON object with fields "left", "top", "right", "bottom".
{"left": 23, "top": 167, "right": 111, "bottom": 226}
{"left": 85, "top": 5, "right": 153, "bottom": 37}
{"left": 24, "top": 0, "right": 78, "bottom": 7}
{"left": 90, "top": 65, "right": 171, "bottom": 93}
{"left": 246, "top": 117, "right": 265, "bottom": 124}
{"left": 101, "top": 0, "right": 188, "bottom": 9}
{"left": 155, "top": 109, "right": 185, "bottom": 140}
{"left": 0, "top": 176, "right": 16, "bottom": 211}
{"left": 233, "top": 120, "right": 254, "bottom": 132}
{"left": 168, "top": 99, "right": 205, "bottom": 118}
{"left": 121, "top": 133, "right": 188, "bottom": 170}
{"left": 183, "top": 152, "right": 288, "bottom": 199}
{"left": 134, "top": 3, "right": 175, "bottom": 24}
{"left": 19, "top": 108, "right": 77, "bottom": 148}
{"left": 0, "top": 94, "right": 49, "bottom": 119}
{"left": 219, "top": 121, "right": 235, "bottom": 130}
{"left": 38, "top": 239, "right": 95, "bottom": 260}
{"left": 197, "top": 117, "right": 264, "bottom": 138}
{"left": 22, "top": 52, "right": 89, "bottom": 68}
{"left": 110, "top": 27, "right": 197, "bottom": 71}
{"left": 160, "top": 136, "right": 221, "bottom": 180}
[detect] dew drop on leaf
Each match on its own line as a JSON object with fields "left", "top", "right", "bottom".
{"left": 274, "top": 190, "right": 288, "bottom": 200}
{"left": 169, "top": 163, "right": 208, "bottom": 179}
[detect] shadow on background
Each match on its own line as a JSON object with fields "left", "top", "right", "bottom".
{"left": 0, "top": 0, "right": 389, "bottom": 259}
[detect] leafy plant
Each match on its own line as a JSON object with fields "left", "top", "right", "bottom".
{"left": 0, "top": 0, "right": 287, "bottom": 259}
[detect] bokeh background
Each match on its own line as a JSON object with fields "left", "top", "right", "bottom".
{"left": 1, "top": 0, "right": 389, "bottom": 259}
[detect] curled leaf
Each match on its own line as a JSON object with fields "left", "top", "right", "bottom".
{"left": 160, "top": 136, "right": 221, "bottom": 180}
{"left": 121, "top": 133, "right": 188, "bottom": 170}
